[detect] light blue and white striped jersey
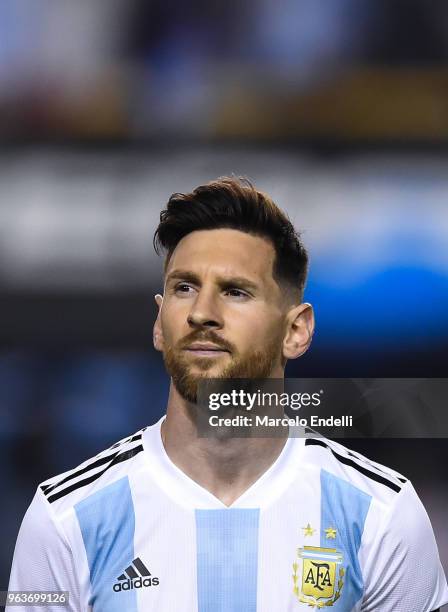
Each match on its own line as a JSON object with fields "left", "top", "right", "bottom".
{"left": 7, "top": 417, "right": 448, "bottom": 611}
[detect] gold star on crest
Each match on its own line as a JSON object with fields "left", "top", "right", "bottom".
{"left": 302, "top": 523, "right": 315, "bottom": 537}
{"left": 325, "top": 527, "right": 337, "bottom": 539}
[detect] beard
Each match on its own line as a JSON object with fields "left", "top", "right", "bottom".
{"left": 162, "top": 330, "right": 283, "bottom": 404}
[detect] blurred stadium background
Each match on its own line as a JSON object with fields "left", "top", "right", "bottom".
{"left": 1, "top": 0, "right": 448, "bottom": 604}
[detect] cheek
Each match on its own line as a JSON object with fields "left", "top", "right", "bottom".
{"left": 160, "top": 304, "right": 186, "bottom": 343}
{"left": 230, "top": 308, "right": 284, "bottom": 350}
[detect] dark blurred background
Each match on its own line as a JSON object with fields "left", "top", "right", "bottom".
{"left": 1, "top": 0, "right": 448, "bottom": 605}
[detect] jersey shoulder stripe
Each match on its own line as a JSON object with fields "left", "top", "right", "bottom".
{"left": 45, "top": 445, "right": 144, "bottom": 503}
{"left": 304, "top": 438, "right": 404, "bottom": 493}
{"left": 332, "top": 440, "right": 407, "bottom": 484}
{"left": 317, "top": 436, "right": 408, "bottom": 483}
{"left": 40, "top": 432, "right": 144, "bottom": 496}
{"left": 40, "top": 428, "right": 146, "bottom": 505}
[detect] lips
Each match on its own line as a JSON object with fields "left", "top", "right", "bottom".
{"left": 182, "top": 341, "right": 230, "bottom": 357}
{"left": 185, "top": 343, "right": 229, "bottom": 351}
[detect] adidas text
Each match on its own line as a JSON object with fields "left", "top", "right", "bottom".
{"left": 113, "top": 577, "right": 160, "bottom": 592}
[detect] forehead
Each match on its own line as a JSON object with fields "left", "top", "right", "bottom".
{"left": 166, "top": 228, "right": 276, "bottom": 283}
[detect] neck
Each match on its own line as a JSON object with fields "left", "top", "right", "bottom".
{"left": 161, "top": 383, "right": 288, "bottom": 506}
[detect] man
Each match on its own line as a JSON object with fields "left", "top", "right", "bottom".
{"left": 7, "top": 177, "right": 448, "bottom": 611}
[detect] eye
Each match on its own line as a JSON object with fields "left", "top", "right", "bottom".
{"left": 224, "top": 288, "right": 250, "bottom": 299}
{"left": 175, "top": 283, "right": 195, "bottom": 294}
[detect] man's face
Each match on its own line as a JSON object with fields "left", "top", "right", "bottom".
{"left": 155, "top": 228, "right": 291, "bottom": 402}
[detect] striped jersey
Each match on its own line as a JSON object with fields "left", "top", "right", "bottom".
{"left": 7, "top": 417, "right": 448, "bottom": 611}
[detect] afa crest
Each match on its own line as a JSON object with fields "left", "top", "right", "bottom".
{"left": 292, "top": 546, "right": 344, "bottom": 607}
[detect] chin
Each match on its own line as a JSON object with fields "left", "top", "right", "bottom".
{"left": 188, "top": 355, "right": 231, "bottom": 372}
{"left": 189, "top": 365, "right": 226, "bottom": 378}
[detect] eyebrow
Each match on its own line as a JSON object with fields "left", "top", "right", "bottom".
{"left": 166, "top": 270, "right": 200, "bottom": 285}
{"left": 165, "top": 269, "right": 260, "bottom": 292}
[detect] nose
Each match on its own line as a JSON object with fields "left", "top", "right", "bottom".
{"left": 187, "top": 288, "right": 223, "bottom": 330}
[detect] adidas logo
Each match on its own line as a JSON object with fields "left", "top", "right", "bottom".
{"left": 113, "top": 558, "right": 160, "bottom": 592}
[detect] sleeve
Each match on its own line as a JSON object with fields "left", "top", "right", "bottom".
{"left": 360, "top": 481, "right": 448, "bottom": 612}
{"left": 6, "top": 487, "right": 82, "bottom": 612}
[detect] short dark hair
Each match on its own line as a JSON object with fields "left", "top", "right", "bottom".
{"left": 154, "top": 176, "right": 309, "bottom": 300}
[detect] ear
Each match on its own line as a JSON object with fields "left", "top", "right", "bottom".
{"left": 153, "top": 293, "right": 164, "bottom": 352}
{"left": 282, "top": 303, "right": 315, "bottom": 360}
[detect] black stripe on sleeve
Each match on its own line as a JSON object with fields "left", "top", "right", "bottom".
{"left": 109, "top": 432, "right": 143, "bottom": 450}
{"left": 46, "top": 445, "right": 144, "bottom": 503}
{"left": 305, "top": 438, "right": 402, "bottom": 493}
{"left": 42, "top": 451, "right": 121, "bottom": 496}
{"left": 41, "top": 434, "right": 142, "bottom": 497}
{"left": 344, "top": 448, "right": 407, "bottom": 484}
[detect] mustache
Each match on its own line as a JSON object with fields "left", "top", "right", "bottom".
{"left": 177, "top": 331, "right": 235, "bottom": 353}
